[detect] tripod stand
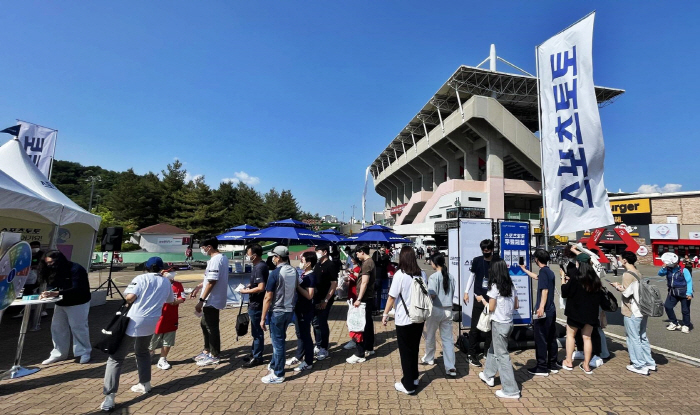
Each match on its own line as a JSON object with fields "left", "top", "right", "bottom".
{"left": 94, "top": 255, "right": 124, "bottom": 300}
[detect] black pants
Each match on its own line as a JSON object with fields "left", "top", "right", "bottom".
{"left": 201, "top": 307, "right": 221, "bottom": 357}
{"left": 355, "top": 301, "right": 375, "bottom": 357}
{"left": 468, "top": 301, "right": 492, "bottom": 356}
{"left": 533, "top": 310, "right": 558, "bottom": 370}
{"left": 396, "top": 322, "right": 424, "bottom": 391}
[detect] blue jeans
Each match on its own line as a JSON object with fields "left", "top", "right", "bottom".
{"left": 483, "top": 321, "right": 519, "bottom": 396}
{"left": 665, "top": 292, "right": 692, "bottom": 327}
{"left": 249, "top": 308, "right": 264, "bottom": 360}
{"left": 623, "top": 315, "right": 655, "bottom": 369}
{"left": 312, "top": 297, "right": 334, "bottom": 349}
{"left": 270, "top": 311, "right": 294, "bottom": 377}
{"left": 295, "top": 308, "right": 314, "bottom": 365}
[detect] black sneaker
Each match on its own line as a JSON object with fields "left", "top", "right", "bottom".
{"left": 527, "top": 367, "right": 550, "bottom": 377}
{"left": 242, "top": 358, "right": 263, "bottom": 368}
{"left": 549, "top": 361, "right": 563, "bottom": 374}
{"left": 467, "top": 355, "right": 482, "bottom": 368}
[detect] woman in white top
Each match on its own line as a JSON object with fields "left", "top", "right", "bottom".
{"left": 478, "top": 259, "right": 520, "bottom": 399}
{"left": 422, "top": 253, "right": 457, "bottom": 376}
{"left": 610, "top": 251, "right": 656, "bottom": 375}
{"left": 382, "top": 246, "right": 427, "bottom": 395}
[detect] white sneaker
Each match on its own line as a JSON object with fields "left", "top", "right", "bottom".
{"left": 79, "top": 354, "right": 91, "bottom": 364}
{"left": 626, "top": 365, "right": 649, "bottom": 376}
{"left": 394, "top": 382, "right": 415, "bottom": 395}
{"left": 196, "top": 355, "right": 220, "bottom": 367}
{"left": 157, "top": 358, "right": 171, "bottom": 370}
{"left": 479, "top": 371, "right": 495, "bottom": 387}
{"left": 313, "top": 346, "right": 320, "bottom": 355}
{"left": 316, "top": 348, "right": 329, "bottom": 360}
{"left": 365, "top": 350, "right": 375, "bottom": 357}
{"left": 41, "top": 356, "right": 65, "bottom": 365}
{"left": 420, "top": 356, "right": 434, "bottom": 365}
{"left": 130, "top": 382, "right": 152, "bottom": 394}
{"left": 294, "top": 361, "right": 313, "bottom": 372}
{"left": 495, "top": 389, "right": 520, "bottom": 399}
{"left": 343, "top": 340, "right": 357, "bottom": 350}
{"left": 286, "top": 357, "right": 300, "bottom": 366}
{"left": 346, "top": 354, "right": 366, "bottom": 364}
{"left": 589, "top": 355, "right": 604, "bottom": 368}
{"left": 100, "top": 393, "right": 115, "bottom": 412}
{"left": 645, "top": 364, "right": 657, "bottom": 372}
{"left": 667, "top": 323, "right": 680, "bottom": 331}
{"left": 261, "top": 373, "right": 285, "bottom": 384}
{"left": 682, "top": 325, "right": 690, "bottom": 333}
{"left": 193, "top": 351, "right": 209, "bottom": 361}
{"left": 571, "top": 351, "right": 584, "bottom": 361}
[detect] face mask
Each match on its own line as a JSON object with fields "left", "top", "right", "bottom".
{"left": 483, "top": 252, "right": 492, "bottom": 259}
{"left": 32, "top": 248, "right": 40, "bottom": 253}
{"left": 200, "top": 248, "right": 208, "bottom": 256}
{"left": 316, "top": 252, "right": 323, "bottom": 260}
{"left": 46, "top": 262, "right": 57, "bottom": 269}
{"left": 165, "top": 272, "right": 176, "bottom": 280}
{"left": 245, "top": 255, "right": 251, "bottom": 261}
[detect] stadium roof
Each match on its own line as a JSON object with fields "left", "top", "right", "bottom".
{"left": 372, "top": 65, "right": 624, "bottom": 174}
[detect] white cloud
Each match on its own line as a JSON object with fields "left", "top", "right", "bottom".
{"left": 222, "top": 171, "right": 260, "bottom": 186}
{"left": 637, "top": 183, "right": 682, "bottom": 194}
{"left": 184, "top": 172, "right": 203, "bottom": 183}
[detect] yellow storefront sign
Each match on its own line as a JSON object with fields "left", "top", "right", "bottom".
{"left": 609, "top": 199, "right": 650, "bottom": 215}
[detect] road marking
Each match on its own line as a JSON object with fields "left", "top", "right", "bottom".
{"left": 556, "top": 318, "right": 700, "bottom": 367}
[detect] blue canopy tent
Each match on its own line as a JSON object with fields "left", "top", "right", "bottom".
{"left": 217, "top": 224, "right": 260, "bottom": 242}
{"left": 246, "top": 218, "right": 326, "bottom": 245}
{"left": 318, "top": 228, "right": 349, "bottom": 244}
{"left": 341, "top": 225, "right": 411, "bottom": 245}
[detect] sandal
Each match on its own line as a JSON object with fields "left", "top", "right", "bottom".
{"left": 579, "top": 363, "right": 593, "bottom": 375}
{"left": 561, "top": 362, "right": 574, "bottom": 371}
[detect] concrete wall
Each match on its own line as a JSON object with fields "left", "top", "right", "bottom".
{"left": 651, "top": 196, "right": 700, "bottom": 225}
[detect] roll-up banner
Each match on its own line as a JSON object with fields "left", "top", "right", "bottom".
{"left": 458, "top": 218, "right": 493, "bottom": 327}
{"left": 537, "top": 12, "right": 614, "bottom": 235}
{"left": 499, "top": 221, "right": 532, "bottom": 325}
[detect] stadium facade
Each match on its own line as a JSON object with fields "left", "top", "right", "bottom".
{"left": 370, "top": 46, "right": 623, "bottom": 246}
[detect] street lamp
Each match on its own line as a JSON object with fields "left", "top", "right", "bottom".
{"left": 86, "top": 175, "right": 101, "bottom": 211}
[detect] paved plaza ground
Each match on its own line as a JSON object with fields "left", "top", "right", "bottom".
{"left": 2, "top": 269, "right": 700, "bottom": 415}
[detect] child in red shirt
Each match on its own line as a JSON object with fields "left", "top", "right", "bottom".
{"left": 149, "top": 269, "right": 185, "bottom": 370}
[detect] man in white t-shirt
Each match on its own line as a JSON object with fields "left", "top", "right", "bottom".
{"left": 101, "top": 257, "right": 174, "bottom": 412}
{"left": 190, "top": 237, "right": 229, "bottom": 367}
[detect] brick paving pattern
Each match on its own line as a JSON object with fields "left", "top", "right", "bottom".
{"left": 1, "top": 294, "right": 700, "bottom": 415}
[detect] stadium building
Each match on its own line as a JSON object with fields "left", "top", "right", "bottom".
{"left": 370, "top": 46, "right": 623, "bottom": 247}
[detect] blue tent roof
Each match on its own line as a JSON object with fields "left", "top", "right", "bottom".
{"left": 246, "top": 224, "right": 325, "bottom": 244}
{"left": 229, "top": 224, "right": 259, "bottom": 231}
{"left": 217, "top": 224, "right": 260, "bottom": 242}
{"left": 268, "top": 218, "right": 310, "bottom": 228}
{"left": 361, "top": 224, "right": 394, "bottom": 232}
{"left": 341, "top": 228, "right": 410, "bottom": 245}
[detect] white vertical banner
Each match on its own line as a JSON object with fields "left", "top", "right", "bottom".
{"left": 537, "top": 12, "right": 614, "bottom": 235}
{"left": 17, "top": 121, "right": 58, "bottom": 178}
{"left": 362, "top": 166, "right": 370, "bottom": 226}
{"left": 447, "top": 227, "right": 459, "bottom": 304}
{"left": 459, "top": 218, "right": 493, "bottom": 327}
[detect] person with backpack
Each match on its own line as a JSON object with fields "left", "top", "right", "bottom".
{"left": 610, "top": 251, "right": 656, "bottom": 376}
{"left": 658, "top": 252, "right": 693, "bottom": 333}
{"left": 382, "top": 246, "right": 428, "bottom": 395}
{"left": 422, "top": 253, "right": 457, "bottom": 376}
{"left": 478, "top": 259, "right": 520, "bottom": 399}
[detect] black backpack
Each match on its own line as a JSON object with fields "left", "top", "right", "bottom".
{"left": 600, "top": 287, "right": 618, "bottom": 313}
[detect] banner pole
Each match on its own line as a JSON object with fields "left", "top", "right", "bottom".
{"left": 48, "top": 130, "right": 58, "bottom": 181}
{"left": 535, "top": 46, "right": 550, "bottom": 251}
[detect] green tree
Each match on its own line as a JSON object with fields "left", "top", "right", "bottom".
{"left": 263, "top": 188, "right": 281, "bottom": 222}
{"left": 215, "top": 180, "right": 239, "bottom": 228}
{"left": 169, "top": 176, "right": 227, "bottom": 238}
{"left": 277, "top": 189, "right": 300, "bottom": 220}
{"left": 230, "top": 182, "right": 266, "bottom": 228}
{"left": 105, "top": 169, "right": 162, "bottom": 229}
{"left": 159, "top": 160, "right": 187, "bottom": 221}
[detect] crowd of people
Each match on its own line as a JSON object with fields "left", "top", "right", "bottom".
{"left": 22, "top": 236, "right": 693, "bottom": 410}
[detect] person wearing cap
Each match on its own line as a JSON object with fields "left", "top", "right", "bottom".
{"left": 312, "top": 244, "right": 338, "bottom": 361}
{"left": 149, "top": 266, "right": 186, "bottom": 370}
{"left": 100, "top": 256, "right": 174, "bottom": 412}
{"left": 190, "top": 237, "right": 229, "bottom": 366}
{"left": 658, "top": 252, "right": 693, "bottom": 333}
{"left": 260, "top": 246, "right": 298, "bottom": 384}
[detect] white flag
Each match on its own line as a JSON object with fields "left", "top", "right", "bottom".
{"left": 536, "top": 12, "right": 613, "bottom": 235}
{"left": 17, "top": 121, "right": 58, "bottom": 178}
{"left": 362, "top": 166, "right": 370, "bottom": 226}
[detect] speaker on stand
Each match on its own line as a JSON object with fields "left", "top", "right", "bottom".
{"left": 94, "top": 227, "right": 124, "bottom": 299}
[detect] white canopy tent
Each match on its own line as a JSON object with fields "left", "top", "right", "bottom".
{"left": 0, "top": 139, "right": 101, "bottom": 269}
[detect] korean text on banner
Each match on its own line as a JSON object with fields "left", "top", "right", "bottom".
{"left": 459, "top": 219, "right": 492, "bottom": 327}
{"left": 17, "top": 121, "right": 57, "bottom": 178}
{"left": 536, "top": 12, "right": 614, "bottom": 235}
{"left": 500, "top": 221, "right": 532, "bottom": 325}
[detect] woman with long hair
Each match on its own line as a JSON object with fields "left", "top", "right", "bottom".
{"left": 560, "top": 253, "right": 606, "bottom": 374}
{"left": 38, "top": 250, "right": 92, "bottom": 366}
{"left": 422, "top": 253, "right": 457, "bottom": 376}
{"left": 382, "top": 246, "right": 427, "bottom": 395}
{"left": 479, "top": 259, "right": 520, "bottom": 399}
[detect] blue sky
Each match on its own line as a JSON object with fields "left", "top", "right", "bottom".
{"left": 1, "top": 1, "right": 698, "bottom": 221}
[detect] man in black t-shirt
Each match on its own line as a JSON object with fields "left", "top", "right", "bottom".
{"left": 312, "top": 245, "right": 338, "bottom": 360}
{"left": 462, "top": 239, "right": 495, "bottom": 367}
{"left": 240, "top": 244, "right": 269, "bottom": 367}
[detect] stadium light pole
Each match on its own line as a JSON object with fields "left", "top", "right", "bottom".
{"left": 87, "top": 175, "right": 101, "bottom": 211}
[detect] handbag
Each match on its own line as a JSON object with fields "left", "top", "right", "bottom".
{"left": 94, "top": 302, "right": 131, "bottom": 354}
{"left": 347, "top": 300, "right": 366, "bottom": 332}
{"left": 452, "top": 303, "right": 462, "bottom": 322}
{"left": 476, "top": 307, "right": 492, "bottom": 332}
{"left": 235, "top": 300, "right": 249, "bottom": 340}
{"left": 600, "top": 287, "right": 618, "bottom": 313}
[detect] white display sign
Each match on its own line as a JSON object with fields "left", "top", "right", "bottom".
{"left": 17, "top": 121, "right": 57, "bottom": 178}
{"left": 448, "top": 227, "right": 460, "bottom": 305}
{"left": 157, "top": 237, "right": 181, "bottom": 245}
{"left": 537, "top": 13, "right": 614, "bottom": 235}
{"left": 649, "top": 224, "right": 679, "bottom": 240}
{"left": 458, "top": 219, "right": 493, "bottom": 327}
